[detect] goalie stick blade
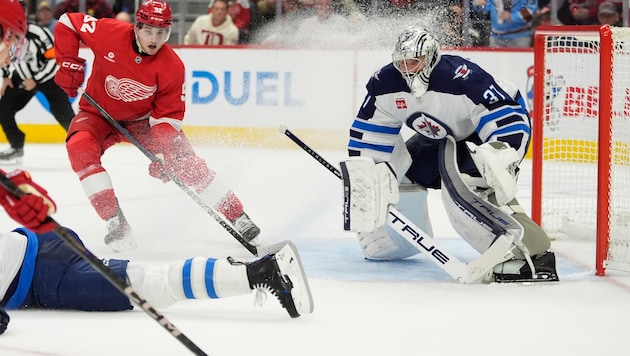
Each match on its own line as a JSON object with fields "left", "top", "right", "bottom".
{"left": 274, "top": 242, "right": 314, "bottom": 317}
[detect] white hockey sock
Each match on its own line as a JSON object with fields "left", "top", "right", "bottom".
{"left": 168, "top": 257, "right": 252, "bottom": 300}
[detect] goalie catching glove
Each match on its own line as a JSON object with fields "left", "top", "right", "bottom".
{"left": 340, "top": 157, "right": 399, "bottom": 232}
{"left": 466, "top": 141, "right": 520, "bottom": 206}
{"left": 0, "top": 170, "right": 57, "bottom": 233}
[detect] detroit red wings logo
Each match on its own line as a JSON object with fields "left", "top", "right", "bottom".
{"left": 105, "top": 75, "right": 157, "bottom": 102}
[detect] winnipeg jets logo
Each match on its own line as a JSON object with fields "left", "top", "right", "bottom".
{"left": 453, "top": 64, "right": 471, "bottom": 80}
{"left": 104, "top": 75, "right": 157, "bottom": 102}
{"left": 409, "top": 112, "right": 448, "bottom": 140}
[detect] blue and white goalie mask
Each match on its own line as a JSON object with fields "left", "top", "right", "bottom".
{"left": 392, "top": 27, "right": 441, "bottom": 98}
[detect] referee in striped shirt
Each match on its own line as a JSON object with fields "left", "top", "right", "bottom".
{"left": 0, "top": 19, "right": 74, "bottom": 165}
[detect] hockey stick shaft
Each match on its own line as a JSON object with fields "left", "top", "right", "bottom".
{"left": 278, "top": 126, "right": 474, "bottom": 282}
{"left": 0, "top": 174, "right": 208, "bottom": 356}
{"left": 81, "top": 91, "right": 259, "bottom": 255}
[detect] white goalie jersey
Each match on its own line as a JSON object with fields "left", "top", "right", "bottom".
{"left": 349, "top": 55, "right": 531, "bottom": 164}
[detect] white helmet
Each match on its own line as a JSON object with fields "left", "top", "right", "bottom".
{"left": 392, "top": 26, "right": 441, "bottom": 98}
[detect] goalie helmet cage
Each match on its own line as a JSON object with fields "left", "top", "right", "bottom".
{"left": 532, "top": 25, "right": 630, "bottom": 276}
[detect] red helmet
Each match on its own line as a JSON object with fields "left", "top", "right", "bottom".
{"left": 0, "top": 0, "right": 27, "bottom": 41}
{"left": 136, "top": 0, "right": 173, "bottom": 28}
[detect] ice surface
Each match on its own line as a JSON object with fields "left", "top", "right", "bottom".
{"left": 0, "top": 144, "right": 629, "bottom": 356}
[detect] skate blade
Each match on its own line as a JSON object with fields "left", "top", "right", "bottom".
{"left": 275, "top": 242, "right": 314, "bottom": 316}
{"left": 0, "top": 157, "right": 23, "bottom": 165}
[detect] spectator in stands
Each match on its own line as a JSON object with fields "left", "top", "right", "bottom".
{"left": 54, "top": 0, "right": 115, "bottom": 19}
{"left": 111, "top": 0, "right": 134, "bottom": 15}
{"left": 557, "top": 0, "right": 598, "bottom": 25}
{"left": 35, "top": 1, "right": 57, "bottom": 33}
{"left": 115, "top": 10, "right": 132, "bottom": 23}
{"left": 596, "top": 1, "right": 622, "bottom": 25}
{"left": 530, "top": 5, "right": 551, "bottom": 44}
{"left": 259, "top": 0, "right": 309, "bottom": 46}
{"left": 228, "top": 0, "right": 252, "bottom": 43}
{"left": 184, "top": 0, "right": 239, "bottom": 45}
{"left": 473, "top": 0, "right": 538, "bottom": 48}
{"left": 292, "top": 0, "right": 352, "bottom": 48}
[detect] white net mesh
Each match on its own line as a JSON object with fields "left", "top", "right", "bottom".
{"left": 536, "top": 27, "right": 630, "bottom": 272}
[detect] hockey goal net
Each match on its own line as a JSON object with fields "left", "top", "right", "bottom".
{"left": 532, "top": 25, "right": 630, "bottom": 276}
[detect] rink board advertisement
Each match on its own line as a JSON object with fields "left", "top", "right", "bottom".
{"left": 12, "top": 47, "right": 534, "bottom": 148}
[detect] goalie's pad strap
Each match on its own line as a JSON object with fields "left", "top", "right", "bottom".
{"left": 341, "top": 157, "right": 399, "bottom": 232}
{"left": 438, "top": 136, "right": 524, "bottom": 250}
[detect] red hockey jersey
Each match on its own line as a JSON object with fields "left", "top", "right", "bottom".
{"left": 54, "top": 13, "right": 185, "bottom": 124}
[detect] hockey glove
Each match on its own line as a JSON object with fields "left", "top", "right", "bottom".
{"left": 466, "top": 141, "right": 520, "bottom": 206}
{"left": 0, "top": 306, "right": 8, "bottom": 335}
{"left": 55, "top": 56, "right": 86, "bottom": 97}
{"left": 0, "top": 170, "right": 57, "bottom": 233}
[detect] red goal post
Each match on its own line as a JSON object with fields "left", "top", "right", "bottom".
{"left": 532, "top": 25, "right": 630, "bottom": 276}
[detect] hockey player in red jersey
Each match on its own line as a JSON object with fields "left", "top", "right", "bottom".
{"left": 53, "top": 0, "right": 261, "bottom": 252}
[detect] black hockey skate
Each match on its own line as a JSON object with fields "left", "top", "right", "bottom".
{"left": 493, "top": 251, "right": 559, "bottom": 283}
{"left": 0, "top": 147, "right": 24, "bottom": 165}
{"left": 104, "top": 209, "right": 137, "bottom": 252}
{"left": 241, "top": 242, "right": 314, "bottom": 318}
{"left": 231, "top": 211, "right": 261, "bottom": 244}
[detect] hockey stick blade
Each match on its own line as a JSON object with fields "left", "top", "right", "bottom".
{"left": 279, "top": 125, "right": 509, "bottom": 283}
{"left": 81, "top": 91, "right": 271, "bottom": 256}
{"left": 0, "top": 173, "right": 208, "bottom": 355}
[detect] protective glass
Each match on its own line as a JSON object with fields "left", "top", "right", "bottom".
{"left": 135, "top": 24, "right": 171, "bottom": 44}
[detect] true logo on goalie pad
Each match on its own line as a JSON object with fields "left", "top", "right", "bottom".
{"left": 389, "top": 211, "right": 450, "bottom": 264}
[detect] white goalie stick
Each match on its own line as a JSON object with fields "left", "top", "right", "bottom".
{"left": 0, "top": 173, "right": 208, "bottom": 356}
{"left": 279, "top": 125, "right": 515, "bottom": 283}
{"left": 81, "top": 91, "right": 286, "bottom": 257}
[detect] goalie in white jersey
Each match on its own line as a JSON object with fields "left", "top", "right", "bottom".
{"left": 343, "top": 26, "right": 558, "bottom": 282}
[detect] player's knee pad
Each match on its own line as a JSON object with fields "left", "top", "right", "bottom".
{"left": 66, "top": 131, "right": 103, "bottom": 173}
{"left": 439, "top": 135, "right": 525, "bottom": 254}
{"left": 357, "top": 184, "right": 431, "bottom": 260}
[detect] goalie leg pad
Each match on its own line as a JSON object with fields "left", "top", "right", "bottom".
{"left": 439, "top": 136, "right": 524, "bottom": 254}
{"left": 341, "top": 157, "right": 399, "bottom": 232}
{"left": 357, "top": 184, "right": 431, "bottom": 260}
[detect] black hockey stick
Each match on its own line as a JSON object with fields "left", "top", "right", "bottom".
{"left": 278, "top": 125, "right": 515, "bottom": 283}
{"left": 81, "top": 91, "right": 285, "bottom": 256}
{"left": 0, "top": 173, "right": 208, "bottom": 356}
